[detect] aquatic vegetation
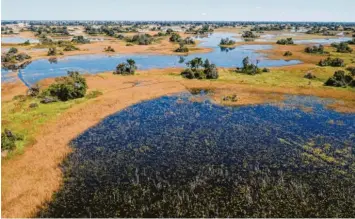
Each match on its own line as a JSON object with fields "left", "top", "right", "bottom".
{"left": 276, "top": 38, "right": 294, "bottom": 45}
{"left": 42, "top": 71, "right": 88, "bottom": 101}
{"left": 324, "top": 70, "right": 355, "bottom": 87}
{"left": 113, "top": 59, "right": 137, "bottom": 75}
{"left": 181, "top": 58, "right": 218, "bottom": 79}
{"left": 38, "top": 95, "right": 355, "bottom": 217}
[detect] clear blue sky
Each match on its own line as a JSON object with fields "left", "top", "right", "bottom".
{"left": 2, "top": 0, "right": 355, "bottom": 22}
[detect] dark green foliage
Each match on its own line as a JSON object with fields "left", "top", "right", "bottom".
{"left": 71, "top": 36, "right": 90, "bottom": 44}
{"left": 43, "top": 71, "right": 88, "bottom": 101}
{"left": 2, "top": 48, "right": 31, "bottom": 63}
{"left": 166, "top": 28, "right": 174, "bottom": 35}
{"left": 22, "top": 40, "right": 31, "bottom": 45}
{"left": 169, "top": 33, "right": 181, "bottom": 42}
{"left": 181, "top": 58, "right": 218, "bottom": 79}
{"left": 262, "top": 67, "right": 270, "bottom": 72}
{"left": 183, "top": 37, "right": 195, "bottom": 45}
{"left": 8, "top": 47, "right": 18, "bottom": 54}
{"left": 284, "top": 51, "right": 293, "bottom": 56}
{"left": 236, "top": 57, "right": 261, "bottom": 75}
{"left": 175, "top": 43, "right": 189, "bottom": 52}
{"left": 324, "top": 70, "right": 354, "bottom": 87}
{"left": 113, "top": 59, "right": 137, "bottom": 75}
{"left": 318, "top": 57, "right": 345, "bottom": 67}
{"left": 346, "top": 66, "right": 355, "bottom": 76}
{"left": 128, "top": 34, "right": 153, "bottom": 45}
{"left": 220, "top": 38, "right": 235, "bottom": 45}
{"left": 331, "top": 42, "right": 353, "bottom": 53}
{"left": 276, "top": 38, "right": 294, "bottom": 45}
{"left": 242, "top": 31, "right": 259, "bottom": 38}
{"left": 304, "top": 45, "right": 326, "bottom": 54}
{"left": 47, "top": 48, "right": 61, "bottom": 56}
{"left": 27, "top": 85, "right": 40, "bottom": 97}
{"left": 1, "top": 129, "right": 23, "bottom": 151}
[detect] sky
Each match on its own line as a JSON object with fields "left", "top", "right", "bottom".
{"left": 1, "top": 0, "right": 355, "bottom": 22}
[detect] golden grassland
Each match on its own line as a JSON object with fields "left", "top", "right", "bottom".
{"left": 1, "top": 29, "right": 355, "bottom": 218}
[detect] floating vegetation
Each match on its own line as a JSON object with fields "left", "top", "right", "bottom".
{"left": 38, "top": 95, "right": 355, "bottom": 217}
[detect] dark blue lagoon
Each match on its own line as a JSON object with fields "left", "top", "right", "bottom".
{"left": 3, "top": 33, "right": 302, "bottom": 86}
{"left": 38, "top": 94, "right": 355, "bottom": 218}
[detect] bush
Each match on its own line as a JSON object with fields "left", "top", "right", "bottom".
{"left": 324, "top": 70, "right": 354, "bottom": 87}
{"left": 304, "top": 72, "right": 316, "bottom": 79}
{"left": 169, "top": 33, "right": 182, "bottom": 42}
{"left": 276, "top": 38, "right": 294, "bottom": 45}
{"left": 27, "top": 84, "right": 40, "bottom": 97}
{"left": 236, "top": 57, "right": 261, "bottom": 75}
{"left": 318, "top": 57, "right": 345, "bottom": 67}
{"left": 183, "top": 37, "right": 195, "bottom": 45}
{"left": 305, "top": 45, "right": 326, "bottom": 54}
{"left": 284, "top": 51, "right": 293, "bottom": 56}
{"left": 1, "top": 129, "right": 23, "bottom": 151}
{"left": 242, "top": 31, "right": 259, "bottom": 38}
{"left": 175, "top": 43, "right": 189, "bottom": 52}
{"left": 346, "top": 66, "right": 355, "bottom": 76}
{"left": 104, "top": 46, "right": 115, "bottom": 52}
{"left": 86, "top": 90, "right": 103, "bottom": 99}
{"left": 47, "top": 48, "right": 63, "bottom": 56}
{"left": 63, "top": 45, "right": 79, "bottom": 51}
{"left": 71, "top": 36, "right": 90, "bottom": 44}
{"left": 22, "top": 40, "right": 31, "bottom": 45}
{"left": 43, "top": 71, "right": 88, "bottom": 101}
{"left": 128, "top": 34, "right": 153, "bottom": 45}
{"left": 114, "top": 59, "right": 137, "bottom": 75}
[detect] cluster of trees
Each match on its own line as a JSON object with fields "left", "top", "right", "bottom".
{"left": 1, "top": 129, "right": 23, "bottom": 151}
{"left": 1, "top": 47, "right": 31, "bottom": 63}
{"left": 318, "top": 57, "right": 345, "bottom": 67}
{"left": 71, "top": 36, "right": 90, "bottom": 44}
{"left": 331, "top": 42, "right": 353, "bottom": 53}
{"left": 63, "top": 44, "right": 79, "bottom": 51}
{"left": 30, "top": 25, "right": 70, "bottom": 36}
{"left": 47, "top": 47, "right": 63, "bottom": 56}
{"left": 127, "top": 34, "right": 153, "bottom": 45}
{"left": 304, "top": 45, "right": 326, "bottom": 54}
{"left": 113, "top": 59, "right": 137, "bottom": 75}
{"left": 175, "top": 43, "right": 189, "bottom": 52}
{"left": 276, "top": 38, "right": 294, "bottom": 45}
{"left": 324, "top": 70, "right": 355, "bottom": 87}
{"left": 242, "top": 31, "right": 259, "bottom": 38}
{"left": 251, "top": 25, "right": 284, "bottom": 32}
{"left": 219, "top": 38, "right": 236, "bottom": 46}
{"left": 41, "top": 71, "right": 88, "bottom": 101}
{"left": 1, "top": 26, "right": 14, "bottom": 34}
{"left": 181, "top": 58, "right": 218, "bottom": 79}
{"left": 185, "top": 25, "right": 213, "bottom": 34}
{"left": 169, "top": 33, "right": 181, "bottom": 42}
{"left": 236, "top": 57, "right": 269, "bottom": 75}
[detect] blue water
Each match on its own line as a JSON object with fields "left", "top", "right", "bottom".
{"left": 38, "top": 94, "right": 355, "bottom": 217}
{"left": 1, "top": 37, "right": 39, "bottom": 44}
{"left": 8, "top": 33, "right": 301, "bottom": 86}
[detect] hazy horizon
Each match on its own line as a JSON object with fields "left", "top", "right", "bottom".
{"left": 2, "top": 0, "right": 355, "bottom": 22}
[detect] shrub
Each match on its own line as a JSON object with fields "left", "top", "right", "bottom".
{"left": 128, "top": 34, "right": 153, "bottom": 45}
{"left": 169, "top": 33, "right": 181, "bottom": 42}
{"left": 63, "top": 45, "right": 79, "bottom": 51}
{"left": 305, "top": 45, "right": 326, "bottom": 54}
{"left": 242, "top": 31, "right": 259, "bottom": 38}
{"left": 1, "top": 129, "right": 23, "bottom": 151}
{"left": 304, "top": 72, "right": 316, "bottom": 79}
{"left": 71, "top": 36, "right": 90, "bottom": 44}
{"left": 175, "top": 43, "right": 189, "bottom": 52}
{"left": 86, "top": 90, "right": 103, "bottom": 99}
{"left": 318, "top": 57, "right": 345, "bottom": 67}
{"left": 47, "top": 48, "right": 63, "bottom": 56}
{"left": 22, "top": 40, "right": 31, "bottom": 45}
{"left": 8, "top": 47, "right": 18, "bottom": 54}
{"left": 114, "top": 59, "right": 137, "bottom": 75}
{"left": 262, "top": 68, "right": 270, "bottom": 72}
{"left": 43, "top": 71, "right": 88, "bottom": 101}
{"left": 284, "top": 51, "right": 293, "bottom": 56}
{"left": 324, "top": 70, "right": 354, "bottom": 87}
{"left": 183, "top": 37, "right": 195, "bottom": 45}
{"left": 346, "top": 66, "right": 355, "bottom": 76}
{"left": 27, "top": 84, "right": 40, "bottom": 97}
{"left": 276, "top": 38, "right": 294, "bottom": 45}
{"left": 104, "top": 46, "right": 115, "bottom": 52}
